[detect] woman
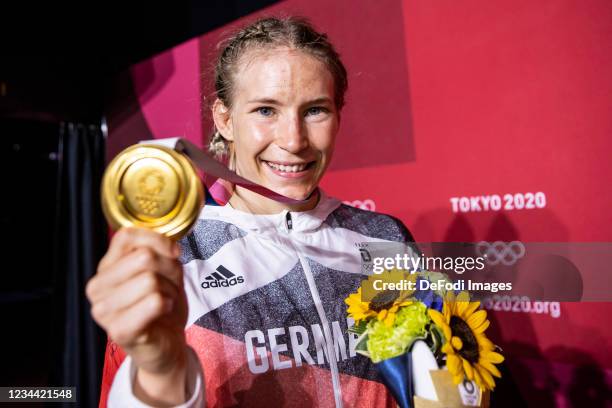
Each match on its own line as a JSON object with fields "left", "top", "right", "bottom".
{"left": 88, "top": 17, "right": 415, "bottom": 407}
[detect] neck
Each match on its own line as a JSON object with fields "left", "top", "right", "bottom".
{"left": 228, "top": 186, "right": 320, "bottom": 214}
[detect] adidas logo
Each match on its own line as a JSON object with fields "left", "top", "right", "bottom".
{"left": 201, "top": 265, "right": 244, "bottom": 289}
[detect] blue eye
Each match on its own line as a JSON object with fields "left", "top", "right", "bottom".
{"left": 306, "top": 107, "right": 326, "bottom": 116}
{"left": 257, "top": 107, "right": 274, "bottom": 117}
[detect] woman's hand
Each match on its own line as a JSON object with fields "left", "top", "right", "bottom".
{"left": 86, "top": 227, "right": 189, "bottom": 405}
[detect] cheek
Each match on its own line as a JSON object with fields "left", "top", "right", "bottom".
{"left": 234, "top": 120, "right": 274, "bottom": 159}
{"left": 310, "top": 123, "right": 338, "bottom": 158}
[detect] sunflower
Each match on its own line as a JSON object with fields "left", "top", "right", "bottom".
{"left": 345, "top": 269, "right": 415, "bottom": 327}
{"left": 428, "top": 291, "right": 504, "bottom": 391}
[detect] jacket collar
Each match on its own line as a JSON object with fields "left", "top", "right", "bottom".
{"left": 200, "top": 189, "right": 341, "bottom": 234}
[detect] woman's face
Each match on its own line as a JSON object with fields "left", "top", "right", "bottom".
{"left": 214, "top": 47, "right": 339, "bottom": 203}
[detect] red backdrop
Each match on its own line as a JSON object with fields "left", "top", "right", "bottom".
{"left": 106, "top": 0, "right": 612, "bottom": 405}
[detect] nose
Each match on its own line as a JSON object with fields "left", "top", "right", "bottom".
{"left": 275, "top": 112, "right": 309, "bottom": 153}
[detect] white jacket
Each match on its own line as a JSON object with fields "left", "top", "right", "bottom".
{"left": 103, "top": 190, "right": 414, "bottom": 408}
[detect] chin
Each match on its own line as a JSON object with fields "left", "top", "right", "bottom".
{"left": 275, "top": 184, "right": 316, "bottom": 201}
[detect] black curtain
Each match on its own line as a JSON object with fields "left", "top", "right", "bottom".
{"left": 52, "top": 122, "right": 107, "bottom": 408}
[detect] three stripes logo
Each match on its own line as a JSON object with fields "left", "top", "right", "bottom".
{"left": 201, "top": 265, "right": 244, "bottom": 289}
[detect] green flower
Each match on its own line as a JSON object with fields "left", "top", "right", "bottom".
{"left": 367, "top": 301, "right": 430, "bottom": 362}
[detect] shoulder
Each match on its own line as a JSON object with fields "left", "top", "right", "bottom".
{"left": 178, "top": 217, "right": 247, "bottom": 264}
{"left": 324, "top": 203, "right": 415, "bottom": 243}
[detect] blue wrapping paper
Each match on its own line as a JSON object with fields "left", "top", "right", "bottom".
{"left": 375, "top": 351, "right": 414, "bottom": 408}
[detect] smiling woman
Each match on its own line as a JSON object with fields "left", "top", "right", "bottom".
{"left": 213, "top": 46, "right": 338, "bottom": 213}
{"left": 93, "top": 16, "right": 416, "bottom": 408}
{"left": 209, "top": 17, "right": 347, "bottom": 214}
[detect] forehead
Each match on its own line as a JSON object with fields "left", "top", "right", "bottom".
{"left": 232, "top": 47, "right": 335, "bottom": 103}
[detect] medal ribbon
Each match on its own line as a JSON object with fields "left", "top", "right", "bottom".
{"left": 141, "top": 138, "right": 313, "bottom": 204}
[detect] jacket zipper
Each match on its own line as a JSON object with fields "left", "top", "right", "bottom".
{"left": 284, "top": 210, "right": 344, "bottom": 408}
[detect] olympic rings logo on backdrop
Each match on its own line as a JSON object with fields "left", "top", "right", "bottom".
{"left": 343, "top": 199, "right": 376, "bottom": 211}
{"left": 476, "top": 241, "right": 526, "bottom": 266}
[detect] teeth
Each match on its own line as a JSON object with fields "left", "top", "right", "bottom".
{"left": 265, "top": 161, "right": 308, "bottom": 172}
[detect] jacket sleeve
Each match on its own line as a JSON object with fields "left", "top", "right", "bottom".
{"left": 102, "top": 344, "right": 205, "bottom": 407}
{"left": 99, "top": 339, "right": 127, "bottom": 408}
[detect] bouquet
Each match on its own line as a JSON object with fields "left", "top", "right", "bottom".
{"left": 345, "top": 270, "right": 504, "bottom": 408}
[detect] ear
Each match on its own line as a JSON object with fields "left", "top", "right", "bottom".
{"left": 212, "top": 99, "right": 234, "bottom": 141}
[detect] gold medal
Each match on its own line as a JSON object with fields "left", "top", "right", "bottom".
{"left": 101, "top": 144, "right": 204, "bottom": 240}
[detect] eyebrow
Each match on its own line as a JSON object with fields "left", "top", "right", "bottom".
{"left": 306, "top": 97, "right": 334, "bottom": 106}
{"left": 246, "top": 98, "right": 281, "bottom": 105}
{"left": 246, "top": 97, "right": 334, "bottom": 106}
